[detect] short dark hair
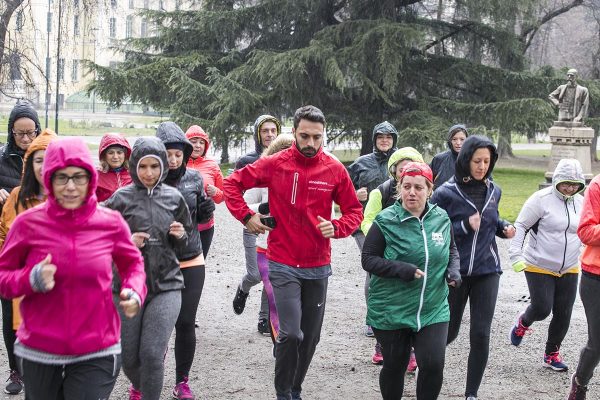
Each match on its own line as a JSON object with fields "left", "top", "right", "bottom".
{"left": 293, "top": 105, "right": 326, "bottom": 129}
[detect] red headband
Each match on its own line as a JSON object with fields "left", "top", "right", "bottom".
{"left": 399, "top": 162, "right": 433, "bottom": 184}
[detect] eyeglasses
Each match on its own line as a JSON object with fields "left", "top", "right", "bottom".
{"left": 12, "top": 130, "right": 38, "bottom": 139}
{"left": 53, "top": 173, "right": 90, "bottom": 186}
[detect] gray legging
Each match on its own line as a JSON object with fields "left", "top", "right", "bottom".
{"left": 120, "top": 290, "right": 181, "bottom": 400}
{"left": 241, "top": 229, "right": 269, "bottom": 320}
{"left": 576, "top": 272, "right": 600, "bottom": 386}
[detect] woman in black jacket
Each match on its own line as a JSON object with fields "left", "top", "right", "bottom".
{"left": 104, "top": 137, "right": 194, "bottom": 400}
{"left": 156, "top": 121, "right": 215, "bottom": 399}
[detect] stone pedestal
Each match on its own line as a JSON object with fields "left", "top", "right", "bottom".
{"left": 540, "top": 122, "right": 595, "bottom": 188}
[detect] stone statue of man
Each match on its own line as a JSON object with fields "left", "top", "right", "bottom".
{"left": 548, "top": 69, "right": 590, "bottom": 123}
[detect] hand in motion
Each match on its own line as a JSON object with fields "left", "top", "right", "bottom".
{"left": 119, "top": 289, "right": 140, "bottom": 318}
{"left": 169, "top": 221, "right": 185, "bottom": 239}
{"left": 0, "top": 189, "right": 9, "bottom": 205}
{"left": 32, "top": 254, "right": 57, "bottom": 293}
{"left": 356, "top": 187, "right": 368, "bottom": 202}
{"left": 316, "top": 216, "right": 335, "bottom": 238}
{"left": 414, "top": 269, "right": 426, "bottom": 279}
{"left": 503, "top": 224, "right": 516, "bottom": 238}
{"left": 245, "top": 214, "right": 272, "bottom": 235}
{"left": 468, "top": 212, "right": 481, "bottom": 231}
{"left": 206, "top": 184, "right": 217, "bottom": 197}
{"left": 131, "top": 232, "right": 150, "bottom": 248}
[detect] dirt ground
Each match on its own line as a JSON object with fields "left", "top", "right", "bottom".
{"left": 0, "top": 202, "right": 594, "bottom": 399}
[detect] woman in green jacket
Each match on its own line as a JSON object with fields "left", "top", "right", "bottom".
{"left": 362, "top": 162, "right": 461, "bottom": 400}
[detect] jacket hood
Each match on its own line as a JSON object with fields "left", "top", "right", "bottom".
{"left": 447, "top": 124, "right": 469, "bottom": 154}
{"left": 98, "top": 133, "right": 132, "bottom": 160}
{"left": 253, "top": 115, "right": 281, "bottom": 154}
{"left": 8, "top": 100, "right": 41, "bottom": 154}
{"left": 24, "top": 128, "right": 57, "bottom": 167}
{"left": 129, "top": 137, "right": 168, "bottom": 190}
{"left": 43, "top": 138, "right": 98, "bottom": 215}
{"left": 185, "top": 125, "right": 210, "bottom": 158}
{"left": 455, "top": 135, "right": 498, "bottom": 183}
{"left": 387, "top": 147, "right": 424, "bottom": 179}
{"left": 552, "top": 158, "right": 585, "bottom": 197}
{"left": 372, "top": 121, "right": 398, "bottom": 156}
{"left": 156, "top": 122, "right": 193, "bottom": 163}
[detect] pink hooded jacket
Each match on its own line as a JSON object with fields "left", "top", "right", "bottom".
{"left": 0, "top": 137, "right": 147, "bottom": 356}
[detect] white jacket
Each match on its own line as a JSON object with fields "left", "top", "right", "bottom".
{"left": 509, "top": 159, "right": 585, "bottom": 274}
{"left": 244, "top": 187, "right": 269, "bottom": 249}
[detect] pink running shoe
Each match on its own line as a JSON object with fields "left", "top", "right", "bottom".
{"left": 371, "top": 342, "right": 383, "bottom": 365}
{"left": 173, "top": 376, "right": 195, "bottom": 399}
{"left": 129, "top": 385, "right": 142, "bottom": 400}
{"left": 406, "top": 350, "right": 418, "bottom": 373}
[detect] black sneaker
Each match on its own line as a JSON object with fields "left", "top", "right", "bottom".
{"left": 257, "top": 318, "right": 270, "bottom": 335}
{"left": 233, "top": 286, "right": 249, "bottom": 315}
{"left": 4, "top": 370, "right": 23, "bottom": 395}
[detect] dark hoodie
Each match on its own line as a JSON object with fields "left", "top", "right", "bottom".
{"left": 104, "top": 137, "right": 193, "bottom": 298}
{"left": 430, "top": 135, "right": 509, "bottom": 277}
{"left": 430, "top": 124, "right": 469, "bottom": 190}
{"left": 234, "top": 114, "right": 281, "bottom": 170}
{"left": 156, "top": 122, "right": 214, "bottom": 260}
{"left": 347, "top": 121, "right": 398, "bottom": 208}
{"left": 0, "top": 101, "right": 41, "bottom": 194}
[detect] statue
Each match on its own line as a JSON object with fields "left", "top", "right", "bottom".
{"left": 548, "top": 69, "right": 590, "bottom": 123}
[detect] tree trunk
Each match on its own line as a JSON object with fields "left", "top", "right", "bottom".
{"left": 497, "top": 128, "right": 514, "bottom": 158}
{"left": 0, "top": 1, "right": 24, "bottom": 78}
{"left": 219, "top": 134, "right": 230, "bottom": 164}
{"left": 435, "top": 0, "right": 444, "bottom": 55}
{"left": 360, "top": 127, "right": 372, "bottom": 156}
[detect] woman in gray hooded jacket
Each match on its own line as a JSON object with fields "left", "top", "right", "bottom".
{"left": 508, "top": 158, "right": 585, "bottom": 372}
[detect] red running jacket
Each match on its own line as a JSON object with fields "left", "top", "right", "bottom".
{"left": 224, "top": 144, "right": 362, "bottom": 268}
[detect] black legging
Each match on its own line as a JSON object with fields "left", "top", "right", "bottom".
{"left": 576, "top": 272, "right": 600, "bottom": 386}
{"left": 199, "top": 227, "right": 214, "bottom": 259}
{"left": 522, "top": 272, "right": 578, "bottom": 354}
{"left": 447, "top": 273, "right": 499, "bottom": 398}
{"left": 174, "top": 266, "right": 205, "bottom": 383}
{"left": 374, "top": 322, "right": 448, "bottom": 400}
{"left": 1, "top": 297, "right": 16, "bottom": 371}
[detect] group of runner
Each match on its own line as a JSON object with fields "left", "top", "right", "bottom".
{"left": 0, "top": 100, "right": 597, "bottom": 400}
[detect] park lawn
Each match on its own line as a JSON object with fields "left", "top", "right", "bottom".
{"left": 493, "top": 167, "right": 544, "bottom": 223}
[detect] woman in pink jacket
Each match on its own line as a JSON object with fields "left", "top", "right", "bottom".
{"left": 96, "top": 133, "right": 133, "bottom": 202}
{"left": 0, "top": 137, "right": 147, "bottom": 400}
{"left": 186, "top": 125, "right": 224, "bottom": 257}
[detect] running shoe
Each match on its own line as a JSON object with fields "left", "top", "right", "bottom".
{"left": 543, "top": 351, "right": 568, "bottom": 372}
{"left": 232, "top": 286, "right": 249, "bottom": 315}
{"left": 257, "top": 318, "right": 270, "bottom": 335}
{"left": 466, "top": 397, "right": 477, "bottom": 400}
{"left": 365, "top": 325, "right": 374, "bottom": 337}
{"left": 509, "top": 313, "right": 532, "bottom": 346}
{"left": 129, "top": 385, "right": 142, "bottom": 400}
{"left": 567, "top": 374, "right": 587, "bottom": 400}
{"left": 406, "top": 350, "right": 418, "bottom": 373}
{"left": 4, "top": 370, "right": 23, "bottom": 395}
{"left": 371, "top": 342, "right": 383, "bottom": 365}
{"left": 291, "top": 390, "right": 302, "bottom": 400}
{"left": 173, "top": 376, "right": 195, "bottom": 399}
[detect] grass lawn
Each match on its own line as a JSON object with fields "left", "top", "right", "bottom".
{"left": 493, "top": 167, "right": 545, "bottom": 222}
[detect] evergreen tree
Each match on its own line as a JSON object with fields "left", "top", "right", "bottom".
{"left": 90, "top": 0, "right": 598, "bottom": 162}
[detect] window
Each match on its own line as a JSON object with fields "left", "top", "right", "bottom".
{"left": 73, "top": 15, "right": 79, "bottom": 36}
{"left": 109, "top": 17, "right": 116, "bottom": 38}
{"left": 15, "top": 10, "right": 24, "bottom": 32}
{"left": 140, "top": 18, "right": 147, "bottom": 37}
{"left": 175, "top": 0, "right": 180, "bottom": 11}
{"left": 9, "top": 54, "right": 21, "bottom": 81}
{"left": 73, "top": 0, "right": 79, "bottom": 7}
{"left": 126, "top": 16, "right": 133, "bottom": 38}
{"left": 111, "top": 0, "right": 117, "bottom": 8}
{"left": 58, "top": 58, "right": 65, "bottom": 81}
{"left": 144, "top": 0, "right": 149, "bottom": 8}
{"left": 71, "top": 60, "right": 79, "bottom": 82}
{"left": 159, "top": 0, "right": 164, "bottom": 10}
{"left": 129, "top": 0, "right": 134, "bottom": 8}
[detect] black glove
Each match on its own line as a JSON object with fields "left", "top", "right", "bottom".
{"left": 198, "top": 197, "right": 215, "bottom": 223}
{"left": 258, "top": 202, "right": 270, "bottom": 215}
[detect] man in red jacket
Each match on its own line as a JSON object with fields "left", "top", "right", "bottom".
{"left": 224, "top": 105, "right": 362, "bottom": 400}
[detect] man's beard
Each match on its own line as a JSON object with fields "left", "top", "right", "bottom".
{"left": 300, "top": 146, "right": 317, "bottom": 157}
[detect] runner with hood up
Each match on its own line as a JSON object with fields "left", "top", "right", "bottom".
{"left": 104, "top": 137, "right": 194, "bottom": 400}
{"left": 430, "top": 135, "right": 515, "bottom": 400}
{"left": 186, "top": 125, "right": 224, "bottom": 258}
{"left": 96, "top": 133, "right": 133, "bottom": 202}
{"left": 156, "top": 121, "right": 215, "bottom": 399}
{"left": 430, "top": 124, "right": 469, "bottom": 190}
{"left": 232, "top": 114, "right": 282, "bottom": 334}
{"left": 509, "top": 158, "right": 585, "bottom": 373}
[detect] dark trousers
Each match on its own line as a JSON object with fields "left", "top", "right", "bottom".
{"left": 199, "top": 227, "right": 214, "bottom": 259}
{"left": 1, "top": 297, "right": 16, "bottom": 371}
{"left": 374, "top": 322, "right": 448, "bottom": 400}
{"left": 447, "top": 273, "right": 499, "bottom": 398}
{"left": 522, "top": 272, "right": 578, "bottom": 354}
{"left": 175, "top": 266, "right": 205, "bottom": 382}
{"left": 576, "top": 272, "right": 600, "bottom": 386}
{"left": 19, "top": 354, "right": 120, "bottom": 400}
{"left": 269, "top": 268, "right": 328, "bottom": 400}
